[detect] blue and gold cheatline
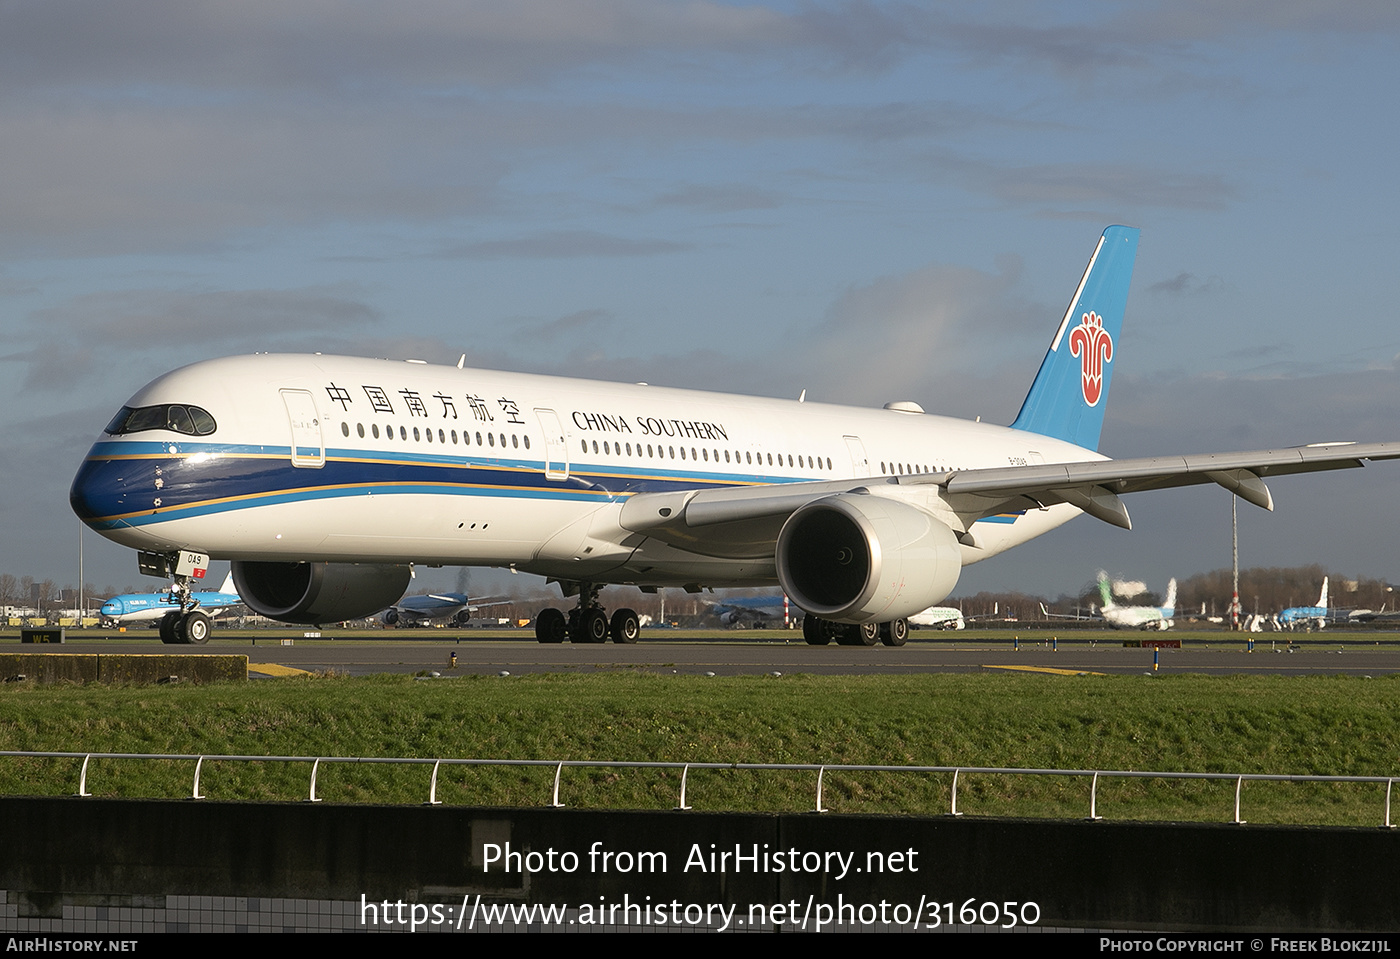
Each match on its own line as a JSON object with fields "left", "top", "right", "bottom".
{"left": 69, "top": 439, "right": 808, "bottom": 531}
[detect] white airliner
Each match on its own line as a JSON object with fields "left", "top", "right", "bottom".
{"left": 908, "top": 607, "right": 966, "bottom": 631}
{"left": 1096, "top": 571, "right": 1176, "bottom": 631}
{"left": 69, "top": 227, "right": 1400, "bottom": 646}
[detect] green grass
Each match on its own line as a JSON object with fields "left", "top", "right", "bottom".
{"left": 0, "top": 672, "right": 1396, "bottom": 825}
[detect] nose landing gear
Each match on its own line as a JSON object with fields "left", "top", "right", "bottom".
{"left": 142, "top": 549, "right": 215, "bottom": 645}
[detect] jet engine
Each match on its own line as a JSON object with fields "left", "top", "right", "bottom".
{"left": 776, "top": 493, "right": 961, "bottom": 624}
{"left": 232, "top": 561, "right": 412, "bottom": 625}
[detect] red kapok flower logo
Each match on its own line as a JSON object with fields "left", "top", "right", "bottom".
{"left": 1068, "top": 311, "right": 1113, "bottom": 407}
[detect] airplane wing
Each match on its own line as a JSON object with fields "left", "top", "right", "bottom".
{"left": 1038, "top": 602, "right": 1099, "bottom": 622}
{"left": 466, "top": 598, "right": 513, "bottom": 610}
{"left": 620, "top": 442, "right": 1400, "bottom": 549}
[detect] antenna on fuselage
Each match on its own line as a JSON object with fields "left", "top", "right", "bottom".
{"left": 798, "top": 389, "right": 806, "bottom": 403}
{"left": 457, "top": 354, "right": 466, "bottom": 369}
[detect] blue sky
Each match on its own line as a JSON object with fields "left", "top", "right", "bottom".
{"left": 4, "top": 1, "right": 1397, "bottom": 599}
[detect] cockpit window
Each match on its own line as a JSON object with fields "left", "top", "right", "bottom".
{"left": 105, "top": 404, "right": 217, "bottom": 436}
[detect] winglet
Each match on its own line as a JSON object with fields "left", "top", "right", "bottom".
{"left": 1010, "top": 226, "right": 1140, "bottom": 451}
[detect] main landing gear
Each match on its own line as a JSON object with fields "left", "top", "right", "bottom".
{"left": 803, "top": 615, "right": 908, "bottom": 647}
{"left": 535, "top": 582, "right": 641, "bottom": 644}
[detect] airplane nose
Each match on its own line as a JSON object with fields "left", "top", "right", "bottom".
{"left": 70, "top": 454, "right": 130, "bottom": 528}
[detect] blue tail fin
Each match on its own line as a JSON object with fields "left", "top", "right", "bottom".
{"left": 1010, "top": 225, "right": 1140, "bottom": 451}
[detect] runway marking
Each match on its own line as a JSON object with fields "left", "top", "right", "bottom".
{"left": 983, "top": 664, "right": 1106, "bottom": 676}
{"left": 248, "top": 662, "right": 314, "bottom": 677}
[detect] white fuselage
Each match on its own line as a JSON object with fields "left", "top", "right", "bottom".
{"left": 1101, "top": 606, "right": 1173, "bottom": 630}
{"left": 71, "top": 354, "right": 1098, "bottom": 591}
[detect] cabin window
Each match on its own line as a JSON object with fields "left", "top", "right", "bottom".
{"left": 357, "top": 423, "right": 365, "bottom": 438}
{"left": 523, "top": 435, "right": 530, "bottom": 450}
{"left": 341, "top": 422, "right": 350, "bottom": 437}
{"left": 372, "top": 424, "right": 380, "bottom": 439}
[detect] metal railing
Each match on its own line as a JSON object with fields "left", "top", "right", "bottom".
{"left": 1, "top": 750, "right": 1394, "bottom": 826}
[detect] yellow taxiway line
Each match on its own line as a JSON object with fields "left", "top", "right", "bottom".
{"left": 982, "top": 664, "right": 1106, "bottom": 676}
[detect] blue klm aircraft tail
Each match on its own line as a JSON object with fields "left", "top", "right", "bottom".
{"left": 1010, "top": 225, "right": 1140, "bottom": 451}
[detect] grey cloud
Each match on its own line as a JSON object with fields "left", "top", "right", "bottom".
{"left": 10, "top": 286, "right": 379, "bottom": 389}
{"left": 1148, "top": 272, "right": 1228, "bottom": 296}
{"left": 0, "top": 1, "right": 908, "bottom": 95}
{"left": 1120, "top": 0, "right": 1400, "bottom": 44}
{"left": 651, "top": 184, "right": 783, "bottom": 213}
{"left": 977, "top": 162, "right": 1236, "bottom": 211}
{"left": 437, "top": 231, "right": 690, "bottom": 260}
{"left": 800, "top": 257, "right": 1041, "bottom": 403}
{"left": 508, "top": 309, "right": 616, "bottom": 344}
{"left": 0, "top": 106, "right": 507, "bottom": 256}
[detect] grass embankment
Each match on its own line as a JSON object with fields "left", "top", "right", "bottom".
{"left": 0, "top": 673, "right": 1395, "bottom": 825}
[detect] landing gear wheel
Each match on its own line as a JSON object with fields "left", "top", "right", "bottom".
{"left": 610, "top": 608, "right": 640, "bottom": 643}
{"left": 803, "top": 616, "right": 829, "bottom": 646}
{"left": 839, "top": 623, "right": 879, "bottom": 646}
{"left": 182, "top": 610, "right": 211, "bottom": 645}
{"left": 881, "top": 618, "right": 909, "bottom": 647}
{"left": 535, "top": 608, "right": 567, "bottom": 643}
{"left": 158, "top": 612, "right": 179, "bottom": 645}
{"left": 575, "top": 607, "right": 609, "bottom": 644}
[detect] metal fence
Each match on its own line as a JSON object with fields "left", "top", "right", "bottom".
{"left": 1, "top": 750, "right": 1395, "bottom": 826}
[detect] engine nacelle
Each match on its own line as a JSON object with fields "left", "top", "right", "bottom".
{"left": 776, "top": 493, "right": 961, "bottom": 624}
{"left": 232, "top": 561, "right": 412, "bottom": 625}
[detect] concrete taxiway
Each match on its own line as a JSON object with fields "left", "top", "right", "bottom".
{"left": 8, "top": 630, "right": 1399, "bottom": 678}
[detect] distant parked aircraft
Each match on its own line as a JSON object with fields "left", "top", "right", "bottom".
{"left": 100, "top": 571, "right": 242, "bottom": 643}
{"left": 379, "top": 592, "right": 509, "bottom": 626}
{"left": 1096, "top": 572, "right": 1176, "bottom": 631}
{"left": 1273, "top": 578, "right": 1328, "bottom": 631}
{"left": 706, "top": 595, "right": 791, "bottom": 627}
